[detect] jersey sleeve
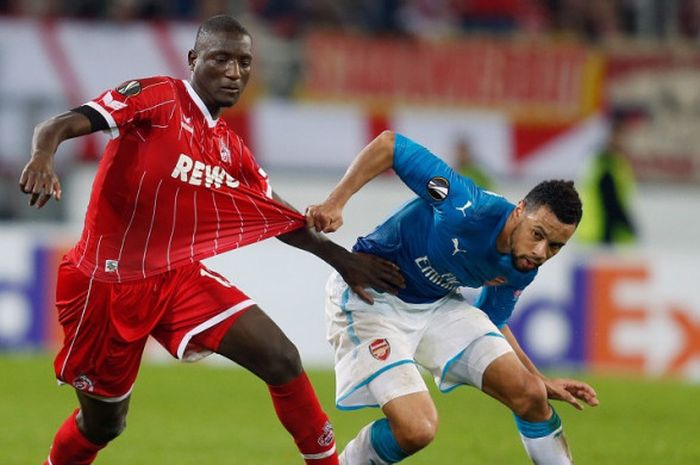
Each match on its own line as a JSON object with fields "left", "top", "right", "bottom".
{"left": 392, "top": 133, "right": 482, "bottom": 221}
{"left": 474, "top": 283, "right": 528, "bottom": 328}
{"left": 81, "top": 76, "right": 177, "bottom": 139}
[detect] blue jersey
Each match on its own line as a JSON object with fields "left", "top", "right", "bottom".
{"left": 353, "top": 134, "right": 537, "bottom": 327}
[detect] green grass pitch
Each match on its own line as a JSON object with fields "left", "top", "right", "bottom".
{"left": 2, "top": 354, "right": 699, "bottom": 464}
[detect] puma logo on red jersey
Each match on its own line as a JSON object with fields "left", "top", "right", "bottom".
{"left": 171, "top": 153, "right": 240, "bottom": 189}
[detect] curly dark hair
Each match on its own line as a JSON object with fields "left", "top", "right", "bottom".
{"left": 523, "top": 180, "right": 582, "bottom": 225}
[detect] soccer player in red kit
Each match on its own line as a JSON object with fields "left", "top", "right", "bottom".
{"left": 19, "top": 15, "right": 404, "bottom": 465}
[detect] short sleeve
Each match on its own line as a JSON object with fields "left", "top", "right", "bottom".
{"left": 392, "top": 133, "right": 481, "bottom": 221}
{"left": 82, "top": 76, "right": 177, "bottom": 139}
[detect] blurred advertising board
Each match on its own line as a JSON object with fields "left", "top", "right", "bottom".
{"left": 2, "top": 225, "right": 698, "bottom": 380}
{"left": 0, "top": 228, "right": 65, "bottom": 351}
{"left": 606, "top": 47, "right": 700, "bottom": 182}
{"left": 509, "top": 249, "right": 700, "bottom": 379}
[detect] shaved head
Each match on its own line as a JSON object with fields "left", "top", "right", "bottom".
{"left": 194, "top": 15, "right": 250, "bottom": 51}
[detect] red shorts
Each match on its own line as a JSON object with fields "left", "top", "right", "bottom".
{"left": 54, "top": 256, "right": 254, "bottom": 400}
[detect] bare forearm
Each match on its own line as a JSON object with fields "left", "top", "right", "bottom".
{"left": 31, "top": 111, "right": 93, "bottom": 160}
{"left": 325, "top": 130, "right": 396, "bottom": 208}
{"left": 277, "top": 226, "right": 349, "bottom": 269}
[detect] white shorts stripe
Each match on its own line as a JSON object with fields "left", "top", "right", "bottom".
{"left": 176, "top": 299, "right": 255, "bottom": 360}
{"left": 60, "top": 236, "right": 102, "bottom": 380}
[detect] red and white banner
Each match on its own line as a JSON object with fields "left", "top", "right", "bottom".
{"left": 303, "top": 32, "right": 603, "bottom": 122}
{"left": 606, "top": 49, "right": 700, "bottom": 182}
{"left": 4, "top": 19, "right": 699, "bottom": 182}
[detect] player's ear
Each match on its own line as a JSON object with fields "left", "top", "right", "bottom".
{"left": 514, "top": 200, "right": 527, "bottom": 218}
{"left": 187, "top": 49, "right": 197, "bottom": 70}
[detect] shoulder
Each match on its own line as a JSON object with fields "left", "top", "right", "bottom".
{"left": 113, "top": 76, "right": 178, "bottom": 100}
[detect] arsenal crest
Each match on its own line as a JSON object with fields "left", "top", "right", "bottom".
{"left": 369, "top": 338, "right": 391, "bottom": 361}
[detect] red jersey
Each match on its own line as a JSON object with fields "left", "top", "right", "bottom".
{"left": 67, "top": 76, "right": 304, "bottom": 283}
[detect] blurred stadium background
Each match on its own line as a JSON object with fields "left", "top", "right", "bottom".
{"left": 1, "top": 1, "right": 699, "bottom": 464}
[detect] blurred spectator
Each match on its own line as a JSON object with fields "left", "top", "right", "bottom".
{"left": 577, "top": 111, "right": 638, "bottom": 245}
{"left": 452, "top": 0, "right": 549, "bottom": 35}
{"left": 453, "top": 137, "right": 494, "bottom": 191}
{"left": 399, "top": 0, "right": 458, "bottom": 39}
{"left": 546, "top": 0, "right": 622, "bottom": 42}
{"left": 1, "top": 0, "right": 697, "bottom": 44}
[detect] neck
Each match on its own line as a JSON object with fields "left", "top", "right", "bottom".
{"left": 496, "top": 212, "right": 516, "bottom": 254}
{"left": 189, "top": 79, "right": 221, "bottom": 119}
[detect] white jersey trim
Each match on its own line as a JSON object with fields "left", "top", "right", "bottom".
{"left": 85, "top": 101, "right": 119, "bottom": 138}
{"left": 176, "top": 299, "right": 255, "bottom": 360}
{"left": 182, "top": 80, "right": 218, "bottom": 128}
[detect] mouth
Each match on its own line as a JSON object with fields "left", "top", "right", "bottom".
{"left": 518, "top": 257, "right": 539, "bottom": 271}
{"left": 220, "top": 86, "right": 240, "bottom": 95}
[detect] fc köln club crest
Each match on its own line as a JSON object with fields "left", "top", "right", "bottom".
{"left": 219, "top": 138, "right": 231, "bottom": 163}
{"left": 369, "top": 338, "right": 391, "bottom": 361}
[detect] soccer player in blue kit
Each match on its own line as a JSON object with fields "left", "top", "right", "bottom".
{"left": 306, "top": 131, "right": 599, "bottom": 465}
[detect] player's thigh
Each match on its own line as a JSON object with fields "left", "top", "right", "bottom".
{"left": 416, "top": 297, "right": 512, "bottom": 391}
{"left": 151, "top": 262, "right": 257, "bottom": 361}
{"left": 216, "top": 305, "right": 302, "bottom": 383}
{"left": 325, "top": 272, "right": 428, "bottom": 408}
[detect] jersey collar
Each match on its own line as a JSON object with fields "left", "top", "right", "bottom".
{"left": 182, "top": 80, "right": 219, "bottom": 128}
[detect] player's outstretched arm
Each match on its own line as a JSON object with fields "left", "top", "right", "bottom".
{"left": 275, "top": 188, "right": 404, "bottom": 303}
{"left": 276, "top": 223, "right": 405, "bottom": 304}
{"left": 501, "top": 325, "right": 599, "bottom": 410}
{"left": 19, "top": 111, "right": 93, "bottom": 208}
{"left": 306, "top": 130, "right": 396, "bottom": 233}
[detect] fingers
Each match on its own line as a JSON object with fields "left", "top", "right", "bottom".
{"left": 19, "top": 170, "right": 35, "bottom": 194}
{"left": 569, "top": 384, "right": 599, "bottom": 407}
{"left": 353, "top": 286, "right": 375, "bottom": 305}
{"left": 561, "top": 391, "right": 583, "bottom": 411}
{"left": 552, "top": 380, "right": 599, "bottom": 409}
{"left": 23, "top": 173, "right": 60, "bottom": 208}
{"left": 53, "top": 179, "right": 62, "bottom": 201}
{"left": 372, "top": 259, "right": 405, "bottom": 290}
{"left": 305, "top": 204, "right": 342, "bottom": 233}
{"left": 35, "top": 193, "right": 53, "bottom": 208}
{"left": 18, "top": 170, "right": 29, "bottom": 192}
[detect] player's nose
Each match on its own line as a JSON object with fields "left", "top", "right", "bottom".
{"left": 225, "top": 62, "right": 241, "bottom": 79}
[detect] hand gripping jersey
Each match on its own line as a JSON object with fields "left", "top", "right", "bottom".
{"left": 67, "top": 76, "right": 304, "bottom": 282}
{"left": 353, "top": 134, "right": 537, "bottom": 327}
